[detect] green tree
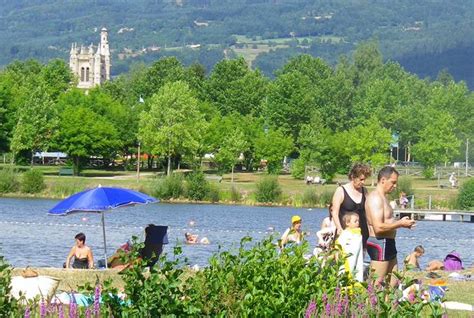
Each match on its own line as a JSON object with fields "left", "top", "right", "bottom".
{"left": 40, "top": 59, "right": 74, "bottom": 100}
{"left": 412, "top": 110, "right": 460, "bottom": 178}
{"left": 214, "top": 129, "right": 248, "bottom": 183}
{"left": 205, "top": 58, "right": 267, "bottom": 116}
{"left": 254, "top": 129, "right": 293, "bottom": 174}
{"left": 264, "top": 71, "right": 315, "bottom": 142}
{"left": 10, "top": 86, "right": 57, "bottom": 164}
{"left": 139, "top": 81, "right": 206, "bottom": 175}
{"left": 143, "top": 57, "right": 186, "bottom": 98}
{"left": 56, "top": 105, "right": 121, "bottom": 174}
{"left": 339, "top": 117, "right": 392, "bottom": 168}
{"left": 298, "top": 114, "right": 350, "bottom": 181}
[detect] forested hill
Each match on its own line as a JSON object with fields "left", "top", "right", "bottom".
{"left": 0, "top": 0, "right": 473, "bottom": 88}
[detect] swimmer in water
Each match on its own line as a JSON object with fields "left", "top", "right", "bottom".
{"left": 185, "top": 232, "right": 210, "bottom": 245}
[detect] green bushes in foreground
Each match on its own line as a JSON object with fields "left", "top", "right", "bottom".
{"left": 1, "top": 236, "right": 445, "bottom": 317}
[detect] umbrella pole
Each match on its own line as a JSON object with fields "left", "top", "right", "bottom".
{"left": 101, "top": 212, "right": 108, "bottom": 269}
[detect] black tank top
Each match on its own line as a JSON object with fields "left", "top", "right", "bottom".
{"left": 339, "top": 186, "right": 369, "bottom": 247}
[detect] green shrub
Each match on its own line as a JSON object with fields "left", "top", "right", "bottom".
{"left": 255, "top": 176, "right": 282, "bottom": 203}
{"left": 422, "top": 166, "right": 435, "bottom": 179}
{"left": 80, "top": 236, "right": 440, "bottom": 317}
{"left": 389, "top": 176, "right": 413, "bottom": 200}
{"left": 0, "top": 167, "right": 19, "bottom": 193}
{"left": 152, "top": 174, "right": 184, "bottom": 200}
{"left": 457, "top": 178, "right": 474, "bottom": 210}
{"left": 230, "top": 185, "right": 242, "bottom": 202}
{"left": 290, "top": 158, "right": 305, "bottom": 179}
{"left": 21, "top": 169, "right": 45, "bottom": 193}
{"left": 319, "top": 190, "right": 333, "bottom": 206}
{"left": 0, "top": 255, "right": 17, "bottom": 316}
{"left": 205, "top": 183, "right": 220, "bottom": 203}
{"left": 186, "top": 171, "right": 210, "bottom": 201}
{"left": 302, "top": 188, "right": 319, "bottom": 207}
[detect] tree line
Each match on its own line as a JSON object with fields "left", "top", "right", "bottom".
{"left": 0, "top": 42, "right": 472, "bottom": 178}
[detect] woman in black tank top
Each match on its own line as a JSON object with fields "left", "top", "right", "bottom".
{"left": 339, "top": 186, "right": 369, "bottom": 247}
{"left": 331, "top": 164, "right": 372, "bottom": 248}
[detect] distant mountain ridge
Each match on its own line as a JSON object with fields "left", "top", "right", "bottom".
{"left": 0, "top": 0, "right": 472, "bottom": 88}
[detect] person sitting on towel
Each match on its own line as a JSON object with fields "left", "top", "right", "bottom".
{"left": 65, "top": 232, "right": 94, "bottom": 269}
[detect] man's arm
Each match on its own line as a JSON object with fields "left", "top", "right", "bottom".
{"left": 366, "top": 194, "right": 415, "bottom": 235}
{"left": 331, "top": 187, "right": 344, "bottom": 233}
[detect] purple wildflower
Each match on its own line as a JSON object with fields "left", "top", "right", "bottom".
{"left": 325, "top": 303, "right": 332, "bottom": 316}
{"left": 367, "top": 283, "right": 373, "bottom": 293}
{"left": 85, "top": 307, "right": 92, "bottom": 318}
{"left": 336, "top": 302, "right": 344, "bottom": 315}
{"left": 370, "top": 293, "right": 378, "bottom": 307}
{"left": 93, "top": 285, "right": 101, "bottom": 316}
{"left": 408, "top": 292, "right": 416, "bottom": 303}
{"left": 343, "top": 294, "right": 349, "bottom": 313}
{"left": 69, "top": 301, "right": 77, "bottom": 318}
{"left": 305, "top": 300, "right": 317, "bottom": 318}
{"left": 335, "top": 287, "right": 341, "bottom": 300}
{"left": 40, "top": 299, "right": 47, "bottom": 318}
{"left": 24, "top": 307, "right": 31, "bottom": 318}
{"left": 358, "top": 302, "right": 365, "bottom": 311}
{"left": 58, "top": 304, "right": 64, "bottom": 318}
{"left": 322, "top": 293, "right": 328, "bottom": 304}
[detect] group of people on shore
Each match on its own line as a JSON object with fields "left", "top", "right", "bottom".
{"left": 281, "top": 164, "right": 417, "bottom": 285}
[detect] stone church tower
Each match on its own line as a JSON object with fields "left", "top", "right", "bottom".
{"left": 69, "top": 28, "right": 111, "bottom": 89}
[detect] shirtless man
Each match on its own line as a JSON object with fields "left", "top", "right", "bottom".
{"left": 365, "top": 166, "right": 416, "bottom": 286}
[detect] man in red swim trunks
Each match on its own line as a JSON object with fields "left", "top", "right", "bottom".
{"left": 365, "top": 166, "right": 416, "bottom": 286}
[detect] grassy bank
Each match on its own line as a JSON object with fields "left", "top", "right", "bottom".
{"left": 0, "top": 164, "right": 470, "bottom": 210}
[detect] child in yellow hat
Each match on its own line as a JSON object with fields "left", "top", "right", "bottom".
{"left": 280, "top": 215, "right": 303, "bottom": 248}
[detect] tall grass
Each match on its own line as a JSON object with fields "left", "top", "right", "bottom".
{"left": 255, "top": 176, "right": 282, "bottom": 203}
{"left": 0, "top": 166, "right": 19, "bottom": 193}
{"left": 302, "top": 187, "right": 319, "bottom": 207}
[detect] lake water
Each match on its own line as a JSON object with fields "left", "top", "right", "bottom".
{"left": 0, "top": 198, "right": 472, "bottom": 268}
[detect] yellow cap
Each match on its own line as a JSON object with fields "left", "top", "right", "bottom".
{"left": 291, "top": 215, "right": 301, "bottom": 224}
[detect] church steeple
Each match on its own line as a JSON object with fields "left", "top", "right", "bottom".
{"left": 69, "top": 28, "right": 111, "bottom": 89}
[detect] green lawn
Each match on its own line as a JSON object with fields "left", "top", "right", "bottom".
{"left": 0, "top": 164, "right": 471, "bottom": 211}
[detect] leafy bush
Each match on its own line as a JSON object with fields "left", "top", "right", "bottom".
{"left": 457, "top": 178, "right": 474, "bottom": 210}
{"left": 255, "top": 175, "right": 282, "bottom": 203}
{"left": 196, "top": 238, "right": 347, "bottom": 316}
{"left": 151, "top": 174, "right": 184, "bottom": 200}
{"left": 230, "top": 185, "right": 242, "bottom": 202}
{"left": 0, "top": 167, "right": 19, "bottom": 193}
{"left": 389, "top": 176, "right": 413, "bottom": 201}
{"left": 0, "top": 255, "right": 17, "bottom": 316}
{"left": 305, "top": 272, "right": 444, "bottom": 317}
{"left": 302, "top": 188, "right": 319, "bottom": 206}
{"left": 186, "top": 171, "right": 210, "bottom": 201}
{"left": 422, "top": 166, "right": 435, "bottom": 179}
{"left": 21, "top": 169, "right": 45, "bottom": 193}
{"left": 205, "top": 183, "right": 220, "bottom": 203}
{"left": 290, "top": 158, "right": 305, "bottom": 179}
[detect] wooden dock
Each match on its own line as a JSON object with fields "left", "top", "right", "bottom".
{"left": 394, "top": 209, "right": 474, "bottom": 222}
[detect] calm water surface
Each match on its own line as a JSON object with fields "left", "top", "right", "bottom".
{"left": 0, "top": 198, "right": 472, "bottom": 268}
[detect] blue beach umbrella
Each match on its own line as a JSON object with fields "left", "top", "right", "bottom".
{"left": 49, "top": 186, "right": 158, "bottom": 268}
